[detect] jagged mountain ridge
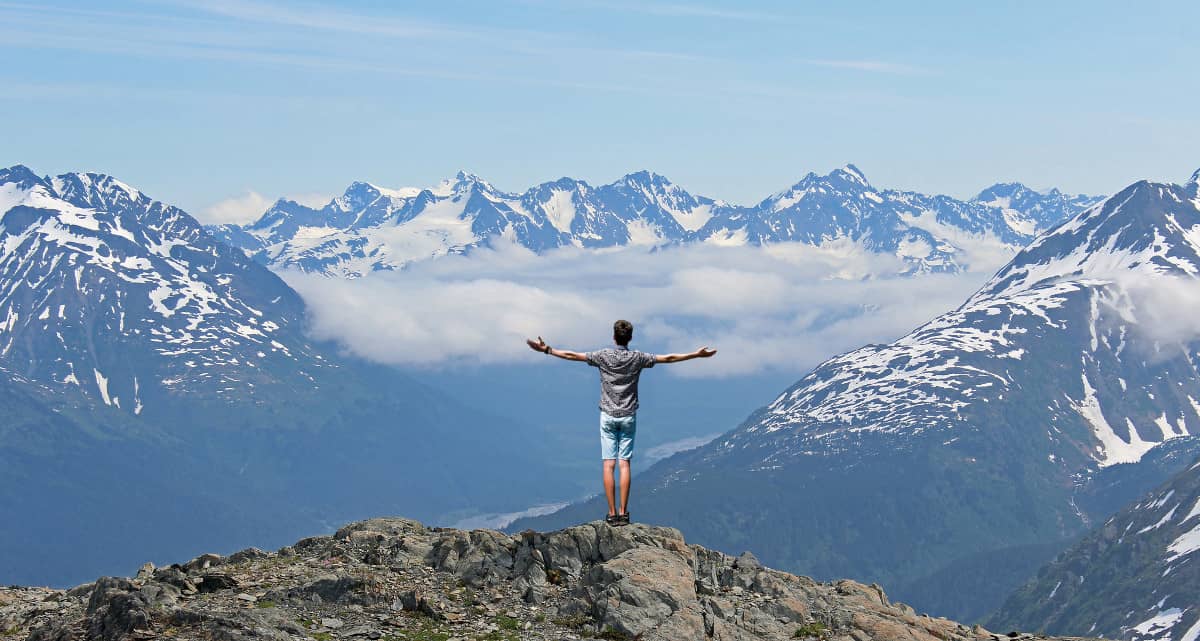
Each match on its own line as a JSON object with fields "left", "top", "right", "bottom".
{"left": 0, "top": 516, "right": 1099, "bottom": 641}
{"left": 0, "top": 165, "right": 317, "bottom": 415}
{"left": 208, "top": 165, "right": 1102, "bottom": 277}
{"left": 0, "top": 164, "right": 580, "bottom": 587}
{"left": 988, "top": 456, "right": 1200, "bottom": 641}
{"left": 518, "top": 172, "right": 1200, "bottom": 623}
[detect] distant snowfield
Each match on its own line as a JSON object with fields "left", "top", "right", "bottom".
{"left": 283, "top": 239, "right": 1004, "bottom": 377}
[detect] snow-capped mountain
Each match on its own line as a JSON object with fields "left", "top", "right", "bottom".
{"left": 0, "top": 165, "right": 317, "bottom": 414}
{"left": 975, "top": 182, "right": 1103, "bottom": 236}
{"left": 518, "top": 172, "right": 1200, "bottom": 623}
{"left": 0, "top": 164, "right": 583, "bottom": 587}
{"left": 741, "top": 177, "right": 1200, "bottom": 467}
{"left": 988, "top": 454, "right": 1200, "bottom": 640}
{"left": 210, "top": 165, "right": 1101, "bottom": 277}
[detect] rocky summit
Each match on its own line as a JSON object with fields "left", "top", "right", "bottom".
{"left": 0, "top": 518, "right": 1096, "bottom": 641}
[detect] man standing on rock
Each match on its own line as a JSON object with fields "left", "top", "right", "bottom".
{"left": 526, "top": 320, "right": 716, "bottom": 526}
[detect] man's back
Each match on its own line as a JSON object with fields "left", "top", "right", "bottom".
{"left": 525, "top": 322, "right": 714, "bottom": 526}
{"left": 587, "top": 346, "right": 655, "bottom": 417}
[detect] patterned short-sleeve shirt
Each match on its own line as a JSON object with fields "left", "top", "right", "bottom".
{"left": 586, "top": 345, "right": 656, "bottom": 417}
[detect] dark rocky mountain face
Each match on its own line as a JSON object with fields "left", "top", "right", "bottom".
{"left": 209, "top": 165, "right": 1101, "bottom": 277}
{"left": 0, "top": 166, "right": 311, "bottom": 415}
{"left": 0, "top": 516, "right": 1100, "bottom": 641}
{"left": 516, "top": 178, "right": 1200, "bottom": 624}
{"left": 988, "top": 456, "right": 1200, "bottom": 641}
{"left": 0, "top": 166, "right": 566, "bottom": 587}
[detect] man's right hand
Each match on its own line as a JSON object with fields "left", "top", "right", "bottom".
{"left": 696, "top": 347, "right": 717, "bottom": 358}
{"left": 526, "top": 336, "right": 548, "bottom": 353}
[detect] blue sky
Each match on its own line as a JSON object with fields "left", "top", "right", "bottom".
{"left": 2, "top": 1, "right": 1197, "bottom": 221}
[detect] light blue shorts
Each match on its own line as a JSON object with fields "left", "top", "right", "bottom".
{"left": 600, "top": 411, "right": 637, "bottom": 460}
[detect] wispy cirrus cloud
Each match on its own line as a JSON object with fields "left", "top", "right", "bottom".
{"left": 565, "top": 0, "right": 790, "bottom": 22}
{"left": 168, "top": 0, "right": 700, "bottom": 61}
{"left": 165, "top": 0, "right": 476, "bottom": 40}
{"left": 799, "top": 58, "right": 932, "bottom": 75}
{"left": 0, "top": 1, "right": 714, "bottom": 94}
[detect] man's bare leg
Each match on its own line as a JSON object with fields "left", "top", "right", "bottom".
{"left": 618, "top": 459, "right": 631, "bottom": 516}
{"left": 603, "top": 459, "right": 618, "bottom": 516}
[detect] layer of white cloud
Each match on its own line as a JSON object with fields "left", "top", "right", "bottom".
{"left": 1115, "top": 273, "right": 1200, "bottom": 358}
{"left": 283, "top": 240, "right": 1004, "bottom": 377}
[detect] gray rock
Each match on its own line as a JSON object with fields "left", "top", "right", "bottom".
{"left": 135, "top": 563, "right": 155, "bottom": 581}
{"left": 226, "top": 547, "right": 269, "bottom": 565}
{"left": 183, "top": 553, "right": 223, "bottom": 573}
{"left": 195, "top": 572, "right": 239, "bottom": 593}
{"left": 397, "top": 589, "right": 445, "bottom": 620}
{"left": 5, "top": 515, "right": 1100, "bottom": 641}
{"left": 84, "top": 577, "right": 155, "bottom": 641}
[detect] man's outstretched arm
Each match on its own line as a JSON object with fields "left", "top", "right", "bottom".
{"left": 655, "top": 347, "right": 717, "bottom": 364}
{"left": 526, "top": 336, "right": 588, "bottom": 362}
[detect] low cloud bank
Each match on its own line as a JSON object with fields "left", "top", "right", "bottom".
{"left": 283, "top": 241, "right": 1004, "bottom": 377}
{"left": 1113, "top": 273, "right": 1200, "bottom": 359}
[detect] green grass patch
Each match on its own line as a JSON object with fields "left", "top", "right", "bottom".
{"left": 552, "top": 612, "right": 591, "bottom": 629}
{"left": 793, "top": 621, "right": 829, "bottom": 638}
{"left": 406, "top": 627, "right": 450, "bottom": 641}
{"left": 495, "top": 615, "right": 520, "bottom": 631}
{"left": 310, "top": 633, "right": 333, "bottom": 641}
{"left": 254, "top": 600, "right": 276, "bottom": 609}
{"left": 595, "top": 626, "right": 630, "bottom": 640}
{"left": 390, "top": 619, "right": 452, "bottom": 641}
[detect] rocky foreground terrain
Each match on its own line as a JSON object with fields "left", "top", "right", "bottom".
{"left": 1, "top": 518, "right": 1096, "bottom": 641}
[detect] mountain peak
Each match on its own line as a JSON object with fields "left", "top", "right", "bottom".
{"left": 974, "top": 181, "right": 1034, "bottom": 203}
{"left": 0, "top": 164, "right": 44, "bottom": 189}
{"left": 616, "top": 170, "right": 679, "bottom": 194}
{"left": 430, "top": 170, "right": 495, "bottom": 197}
{"left": 621, "top": 169, "right": 668, "bottom": 183}
{"left": 832, "top": 163, "right": 870, "bottom": 186}
{"left": 1189, "top": 167, "right": 1200, "bottom": 186}
{"left": 453, "top": 169, "right": 493, "bottom": 189}
{"left": 979, "top": 178, "right": 1196, "bottom": 300}
{"left": 342, "top": 180, "right": 383, "bottom": 198}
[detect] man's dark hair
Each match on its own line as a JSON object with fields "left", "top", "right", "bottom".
{"left": 613, "top": 319, "right": 633, "bottom": 346}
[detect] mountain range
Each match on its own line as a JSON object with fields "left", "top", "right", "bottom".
{"left": 3, "top": 159, "right": 1194, "bottom": 633}
{"left": 517, "top": 171, "right": 1200, "bottom": 624}
{"left": 208, "top": 166, "right": 1101, "bottom": 277}
{"left": 0, "top": 165, "right": 574, "bottom": 587}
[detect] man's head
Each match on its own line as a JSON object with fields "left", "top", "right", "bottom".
{"left": 613, "top": 319, "right": 633, "bottom": 346}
